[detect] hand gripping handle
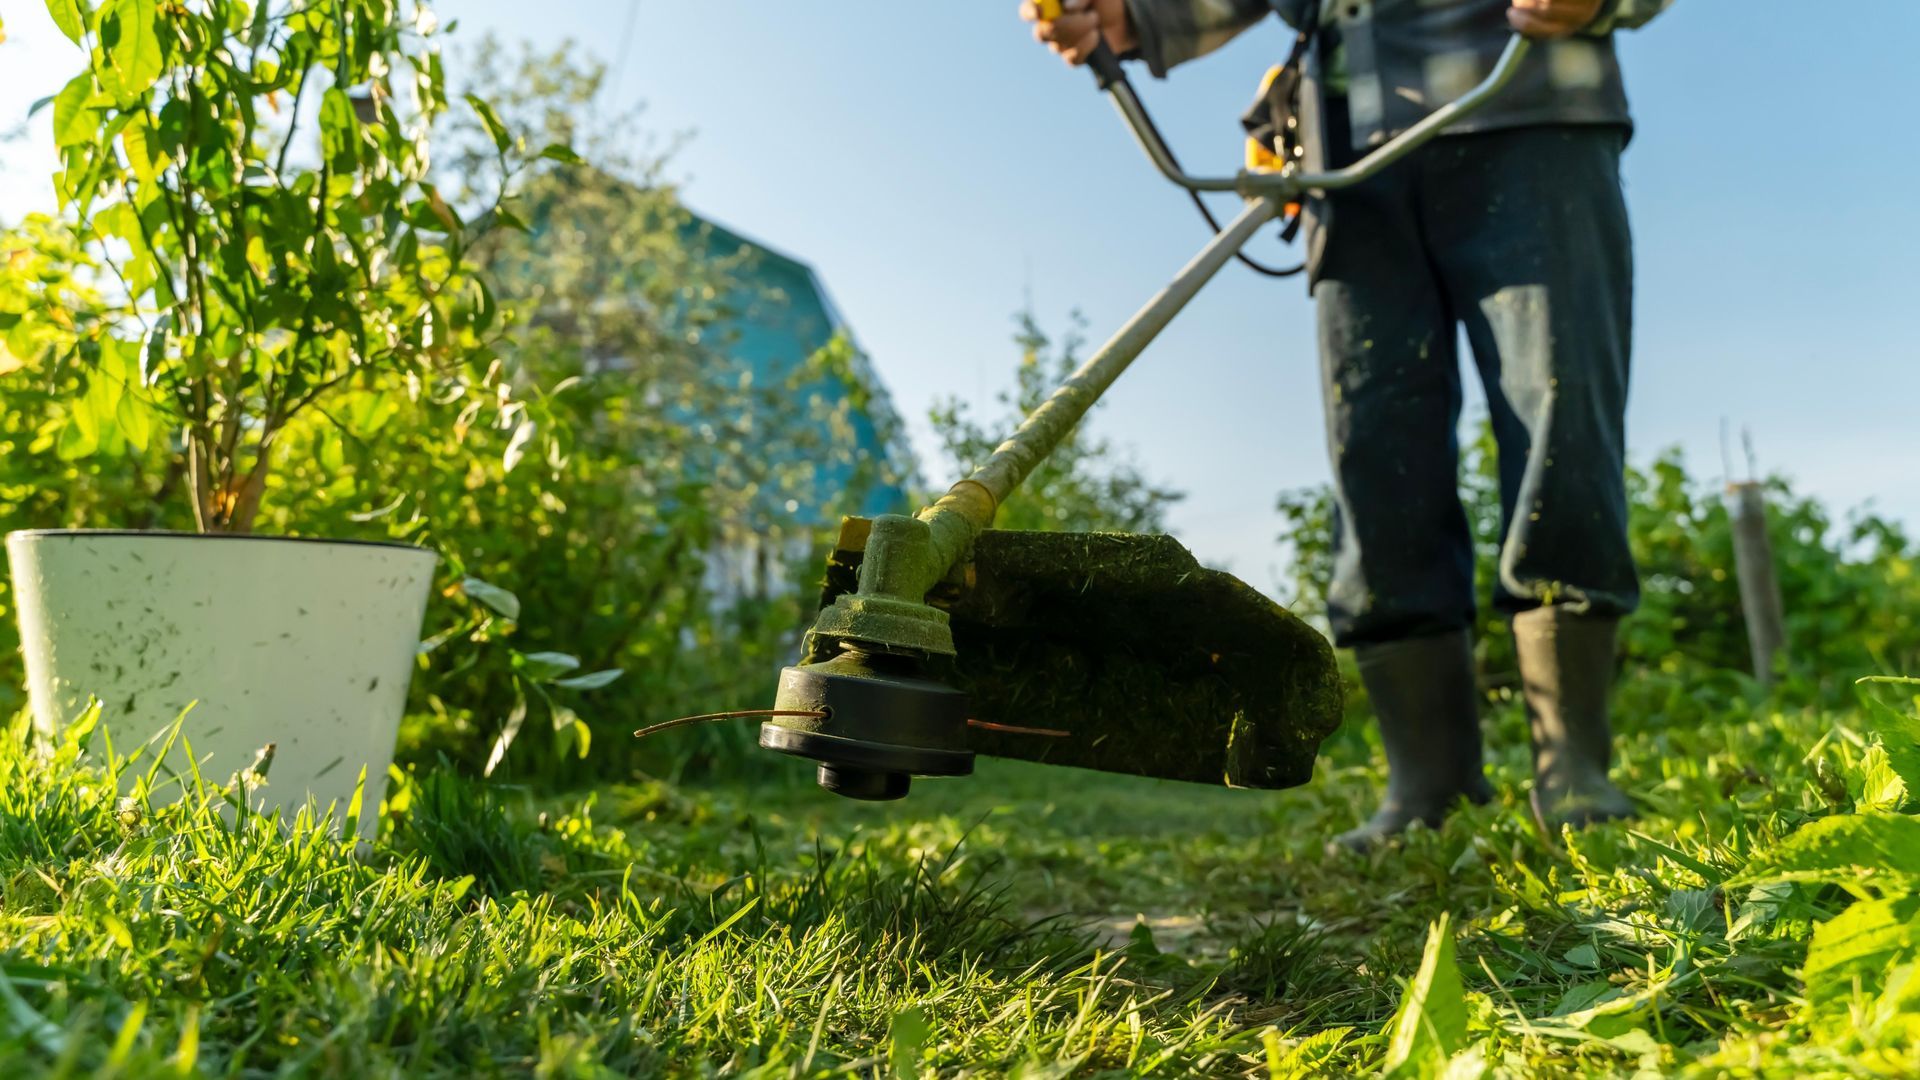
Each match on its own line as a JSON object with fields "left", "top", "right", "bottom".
{"left": 1034, "top": 0, "right": 1128, "bottom": 88}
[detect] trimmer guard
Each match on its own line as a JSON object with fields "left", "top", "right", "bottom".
{"left": 809, "top": 520, "right": 1344, "bottom": 789}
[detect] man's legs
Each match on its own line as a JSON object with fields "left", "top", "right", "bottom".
{"left": 1312, "top": 118, "right": 1494, "bottom": 852}
{"left": 1422, "top": 124, "right": 1641, "bottom": 832}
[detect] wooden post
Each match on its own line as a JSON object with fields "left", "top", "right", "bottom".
{"left": 1726, "top": 481, "right": 1787, "bottom": 685}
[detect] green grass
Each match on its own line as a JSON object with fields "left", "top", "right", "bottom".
{"left": 1, "top": 667, "right": 1917, "bottom": 1077}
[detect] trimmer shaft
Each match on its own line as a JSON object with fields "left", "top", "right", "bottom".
{"left": 760, "top": 649, "right": 974, "bottom": 800}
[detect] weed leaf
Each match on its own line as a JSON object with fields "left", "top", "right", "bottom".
{"left": 888, "top": 1005, "right": 931, "bottom": 1079}
{"left": 1382, "top": 913, "right": 1468, "bottom": 1078}
{"left": 1730, "top": 812, "right": 1920, "bottom": 891}
{"left": 483, "top": 695, "right": 528, "bottom": 777}
{"left": 46, "top": 0, "right": 88, "bottom": 45}
{"left": 518, "top": 651, "right": 580, "bottom": 680}
{"left": 1857, "top": 676, "right": 1920, "bottom": 798}
{"left": 1858, "top": 744, "right": 1910, "bottom": 812}
{"left": 460, "top": 577, "right": 521, "bottom": 620}
{"left": 554, "top": 669, "right": 623, "bottom": 691}
{"left": 1802, "top": 894, "right": 1920, "bottom": 1010}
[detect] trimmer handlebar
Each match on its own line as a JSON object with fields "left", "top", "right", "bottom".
{"left": 1087, "top": 34, "right": 1533, "bottom": 201}
{"left": 1085, "top": 39, "right": 1129, "bottom": 92}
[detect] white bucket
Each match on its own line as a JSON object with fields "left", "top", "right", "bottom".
{"left": 6, "top": 530, "right": 436, "bottom": 836}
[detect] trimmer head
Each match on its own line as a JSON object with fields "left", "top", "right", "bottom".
{"left": 762, "top": 649, "right": 973, "bottom": 800}
{"left": 760, "top": 520, "right": 1343, "bottom": 800}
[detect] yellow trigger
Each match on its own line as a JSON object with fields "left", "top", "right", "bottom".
{"left": 1246, "top": 64, "right": 1289, "bottom": 174}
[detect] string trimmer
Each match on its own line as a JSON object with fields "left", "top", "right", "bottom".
{"left": 749, "top": 29, "right": 1532, "bottom": 800}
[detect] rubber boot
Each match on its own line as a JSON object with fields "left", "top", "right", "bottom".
{"left": 1514, "top": 608, "right": 1636, "bottom": 834}
{"left": 1328, "top": 630, "right": 1496, "bottom": 854}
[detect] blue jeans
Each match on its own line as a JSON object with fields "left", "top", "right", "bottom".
{"left": 1312, "top": 114, "right": 1640, "bottom": 648}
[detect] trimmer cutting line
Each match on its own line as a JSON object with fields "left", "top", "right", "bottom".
{"left": 727, "top": 28, "right": 1533, "bottom": 801}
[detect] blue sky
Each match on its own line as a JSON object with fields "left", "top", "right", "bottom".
{"left": 4, "top": 2, "right": 1916, "bottom": 591}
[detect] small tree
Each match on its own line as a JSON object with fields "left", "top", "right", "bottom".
{"left": 19, "top": 0, "right": 529, "bottom": 532}
{"left": 930, "top": 308, "right": 1182, "bottom": 534}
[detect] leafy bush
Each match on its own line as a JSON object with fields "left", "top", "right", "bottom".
{"left": 18, "top": 0, "right": 526, "bottom": 533}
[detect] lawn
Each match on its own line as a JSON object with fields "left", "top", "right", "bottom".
{"left": 3, "top": 666, "right": 1916, "bottom": 1077}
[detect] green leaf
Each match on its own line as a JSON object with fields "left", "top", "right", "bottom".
{"left": 319, "top": 87, "right": 359, "bottom": 173}
{"left": 1858, "top": 677, "right": 1920, "bottom": 795}
{"left": 519, "top": 651, "right": 581, "bottom": 681}
{"left": 73, "top": 340, "right": 128, "bottom": 458}
{"left": 549, "top": 705, "right": 592, "bottom": 759}
{"left": 347, "top": 494, "right": 406, "bottom": 522}
{"left": 1544, "top": 973, "right": 1687, "bottom": 1041}
{"left": 71, "top": 380, "right": 103, "bottom": 445}
{"left": 554, "top": 669, "right": 623, "bottom": 691}
{"left": 0, "top": 968, "right": 66, "bottom": 1057}
{"left": 1626, "top": 830, "right": 1723, "bottom": 885}
{"left": 887, "top": 1005, "right": 931, "bottom": 1080}
{"left": 465, "top": 94, "right": 511, "bottom": 153}
{"left": 482, "top": 695, "right": 529, "bottom": 777}
{"left": 55, "top": 412, "right": 98, "bottom": 460}
{"left": 1382, "top": 913, "right": 1468, "bottom": 1079}
{"left": 1858, "top": 744, "right": 1910, "bottom": 813}
{"left": 490, "top": 204, "right": 529, "bottom": 234}
{"left": 247, "top": 0, "right": 270, "bottom": 47}
{"left": 116, "top": 391, "right": 151, "bottom": 452}
{"left": 502, "top": 417, "right": 536, "bottom": 474}
{"left": 96, "top": 0, "right": 163, "bottom": 104}
{"left": 51, "top": 73, "right": 96, "bottom": 148}
{"left": 459, "top": 577, "right": 521, "bottom": 621}
{"left": 120, "top": 112, "right": 167, "bottom": 181}
{"left": 1729, "top": 880, "right": 1801, "bottom": 942}
{"left": 46, "top": 0, "right": 89, "bottom": 46}
{"left": 140, "top": 315, "right": 168, "bottom": 386}
{"left": 1802, "top": 894, "right": 1920, "bottom": 1011}
{"left": 96, "top": 335, "right": 133, "bottom": 398}
{"left": 1267, "top": 1027, "right": 1355, "bottom": 1080}
{"left": 692, "top": 897, "right": 759, "bottom": 949}
{"left": 537, "top": 143, "right": 583, "bottom": 165}
{"left": 1729, "top": 812, "right": 1920, "bottom": 892}
{"left": 92, "top": 200, "right": 138, "bottom": 247}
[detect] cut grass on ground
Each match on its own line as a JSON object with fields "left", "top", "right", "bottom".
{"left": 2, "top": 669, "right": 1917, "bottom": 1077}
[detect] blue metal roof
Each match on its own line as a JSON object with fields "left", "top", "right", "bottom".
{"left": 678, "top": 211, "right": 916, "bottom": 524}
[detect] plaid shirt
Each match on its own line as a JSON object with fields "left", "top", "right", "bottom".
{"left": 1125, "top": 0, "right": 1675, "bottom": 150}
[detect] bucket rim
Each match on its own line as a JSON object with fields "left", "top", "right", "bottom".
{"left": 6, "top": 529, "right": 437, "bottom": 558}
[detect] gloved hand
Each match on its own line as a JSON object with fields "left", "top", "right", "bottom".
{"left": 1507, "top": 0, "right": 1608, "bottom": 38}
{"left": 1018, "top": 0, "right": 1135, "bottom": 67}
